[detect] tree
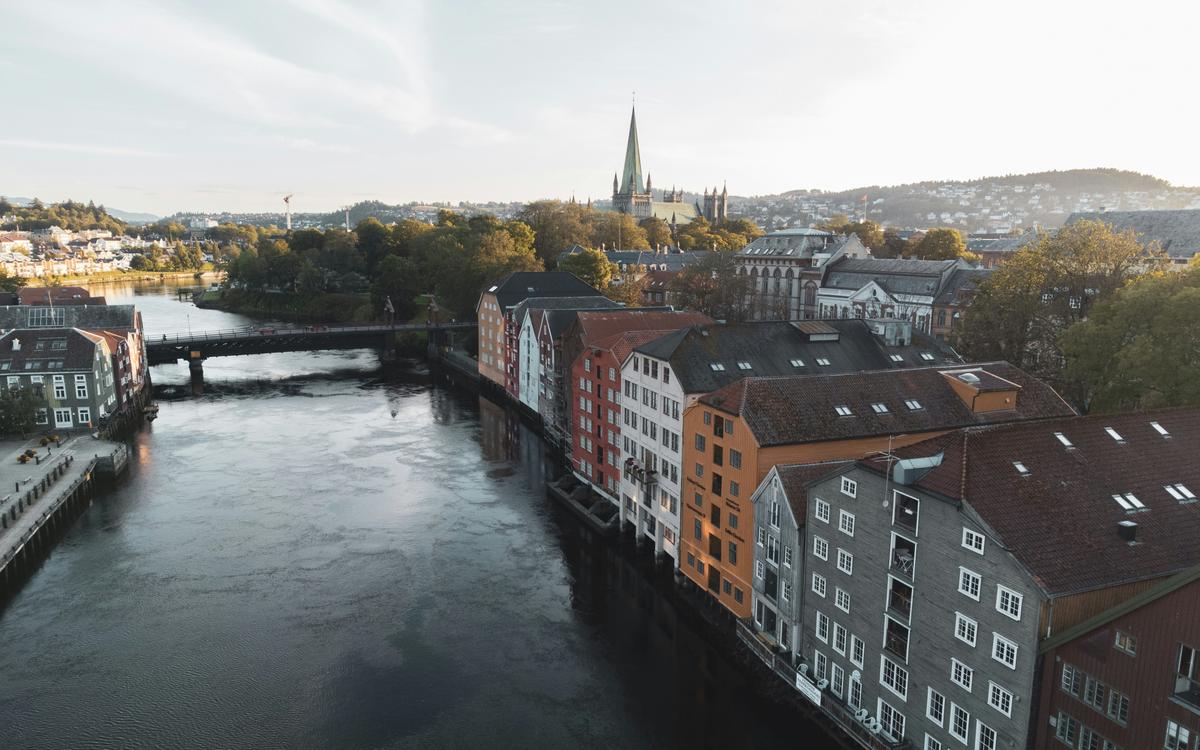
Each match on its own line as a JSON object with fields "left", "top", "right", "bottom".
{"left": 956, "top": 220, "right": 1165, "bottom": 386}
{"left": 878, "top": 228, "right": 909, "bottom": 259}
{"left": 1062, "top": 267, "right": 1200, "bottom": 413}
{"left": 590, "top": 211, "right": 649, "bottom": 250}
{"left": 0, "top": 267, "right": 26, "bottom": 292}
{"left": 905, "top": 227, "right": 977, "bottom": 262}
{"left": 639, "top": 217, "right": 674, "bottom": 249}
{"left": 370, "top": 255, "right": 421, "bottom": 320}
{"left": 0, "top": 387, "right": 41, "bottom": 436}
{"left": 669, "top": 251, "right": 750, "bottom": 322}
{"left": 605, "top": 272, "right": 647, "bottom": 306}
{"left": 559, "top": 248, "right": 615, "bottom": 290}
{"left": 519, "top": 200, "right": 593, "bottom": 267}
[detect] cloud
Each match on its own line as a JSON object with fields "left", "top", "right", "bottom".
{"left": 0, "top": 139, "right": 168, "bottom": 158}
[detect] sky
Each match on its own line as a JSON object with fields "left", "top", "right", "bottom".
{"left": 1, "top": 0, "right": 1197, "bottom": 216}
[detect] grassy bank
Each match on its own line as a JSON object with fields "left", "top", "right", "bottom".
{"left": 195, "top": 289, "right": 378, "bottom": 323}
{"left": 23, "top": 270, "right": 218, "bottom": 287}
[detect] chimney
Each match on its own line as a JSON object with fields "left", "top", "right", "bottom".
{"left": 1117, "top": 520, "right": 1138, "bottom": 543}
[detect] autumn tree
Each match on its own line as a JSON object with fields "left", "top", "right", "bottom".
{"left": 955, "top": 220, "right": 1165, "bottom": 386}
{"left": 605, "top": 271, "right": 647, "bottom": 307}
{"left": 591, "top": 211, "right": 649, "bottom": 250}
{"left": 668, "top": 251, "right": 750, "bottom": 322}
{"left": 558, "top": 248, "right": 615, "bottom": 290}
{"left": 818, "top": 216, "right": 885, "bottom": 252}
{"left": 518, "top": 200, "right": 593, "bottom": 267}
{"left": 905, "top": 228, "right": 977, "bottom": 262}
{"left": 639, "top": 217, "right": 674, "bottom": 248}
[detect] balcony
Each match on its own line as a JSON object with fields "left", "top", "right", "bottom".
{"left": 1174, "top": 675, "right": 1200, "bottom": 711}
{"left": 890, "top": 547, "right": 915, "bottom": 579}
{"left": 887, "top": 585, "right": 912, "bottom": 620}
{"left": 884, "top": 630, "right": 909, "bottom": 662}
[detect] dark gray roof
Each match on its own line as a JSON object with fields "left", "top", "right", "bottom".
{"left": 557, "top": 247, "right": 710, "bottom": 271}
{"left": 544, "top": 305, "right": 626, "bottom": 337}
{"left": 634, "top": 318, "right": 960, "bottom": 395}
{"left": 0, "top": 304, "right": 139, "bottom": 332}
{"left": 934, "top": 268, "right": 992, "bottom": 306}
{"left": 512, "top": 295, "right": 616, "bottom": 328}
{"left": 976, "top": 228, "right": 1039, "bottom": 255}
{"left": 485, "top": 272, "right": 603, "bottom": 312}
{"left": 1067, "top": 210, "right": 1200, "bottom": 261}
{"left": 0, "top": 328, "right": 104, "bottom": 372}
{"left": 822, "top": 257, "right": 960, "bottom": 297}
{"left": 701, "top": 362, "right": 1076, "bottom": 447}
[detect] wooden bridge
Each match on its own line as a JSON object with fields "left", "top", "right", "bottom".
{"left": 145, "top": 322, "right": 477, "bottom": 366}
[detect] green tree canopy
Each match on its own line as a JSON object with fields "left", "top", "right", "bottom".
{"left": 639, "top": 217, "right": 674, "bottom": 249}
{"left": 668, "top": 251, "right": 750, "bottom": 322}
{"left": 905, "top": 227, "right": 977, "bottom": 262}
{"left": 559, "top": 248, "right": 615, "bottom": 290}
{"left": 370, "top": 255, "right": 421, "bottom": 321}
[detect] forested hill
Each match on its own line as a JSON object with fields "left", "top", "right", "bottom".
{"left": 738, "top": 169, "right": 1200, "bottom": 232}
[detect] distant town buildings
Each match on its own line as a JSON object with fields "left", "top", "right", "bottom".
{"left": 1067, "top": 208, "right": 1200, "bottom": 267}
{"left": 0, "top": 226, "right": 168, "bottom": 278}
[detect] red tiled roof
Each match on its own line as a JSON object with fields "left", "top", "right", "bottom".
{"left": 892, "top": 407, "right": 1200, "bottom": 596}
{"left": 574, "top": 309, "right": 712, "bottom": 348}
{"left": 588, "top": 329, "right": 680, "bottom": 366}
{"left": 701, "top": 362, "right": 1076, "bottom": 447}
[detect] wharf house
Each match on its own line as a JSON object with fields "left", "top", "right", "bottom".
{"left": 736, "top": 229, "right": 871, "bottom": 322}
{"left": 0, "top": 328, "right": 118, "bottom": 430}
{"left": 815, "top": 257, "right": 983, "bottom": 336}
{"left": 565, "top": 311, "right": 712, "bottom": 501}
{"left": 752, "top": 407, "right": 1200, "bottom": 750}
{"left": 680, "top": 364, "right": 1077, "bottom": 620}
{"left": 514, "top": 296, "right": 619, "bottom": 411}
{"left": 617, "top": 319, "right": 961, "bottom": 571}
{"left": 474, "top": 271, "right": 603, "bottom": 392}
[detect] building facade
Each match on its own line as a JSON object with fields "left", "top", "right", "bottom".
{"left": 816, "top": 258, "right": 973, "bottom": 334}
{"left": 0, "top": 329, "right": 118, "bottom": 430}
{"left": 737, "top": 230, "right": 870, "bottom": 321}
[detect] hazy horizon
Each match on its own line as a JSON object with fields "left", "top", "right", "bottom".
{"left": 3, "top": 0, "right": 1197, "bottom": 216}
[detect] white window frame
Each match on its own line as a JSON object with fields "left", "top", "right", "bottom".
{"left": 814, "top": 498, "right": 830, "bottom": 523}
{"left": 877, "top": 698, "right": 906, "bottom": 743}
{"left": 77, "top": 407, "right": 91, "bottom": 424}
{"left": 880, "top": 656, "right": 909, "bottom": 700}
{"left": 815, "top": 611, "right": 829, "bottom": 642}
{"left": 954, "top": 612, "right": 978, "bottom": 647}
{"left": 813, "top": 536, "right": 829, "bottom": 560}
{"left": 958, "top": 567, "right": 982, "bottom": 600}
{"left": 835, "top": 587, "right": 850, "bottom": 614}
{"left": 812, "top": 573, "right": 827, "bottom": 598}
{"left": 841, "top": 477, "right": 857, "bottom": 497}
{"left": 926, "top": 687, "right": 946, "bottom": 727}
{"left": 836, "top": 548, "right": 854, "bottom": 576}
{"left": 995, "top": 585, "right": 1023, "bottom": 621}
{"left": 838, "top": 510, "right": 855, "bottom": 537}
{"left": 949, "top": 703, "right": 970, "bottom": 744}
{"left": 950, "top": 658, "right": 974, "bottom": 692}
{"left": 924, "top": 736, "right": 942, "bottom": 750}
{"left": 991, "top": 633, "right": 1018, "bottom": 670}
{"left": 962, "top": 528, "right": 985, "bottom": 555}
{"left": 974, "top": 720, "right": 997, "bottom": 750}
{"left": 987, "top": 682, "right": 1013, "bottom": 718}
{"left": 850, "top": 635, "right": 865, "bottom": 668}
{"left": 833, "top": 623, "right": 848, "bottom": 655}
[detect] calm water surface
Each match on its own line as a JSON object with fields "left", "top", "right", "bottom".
{"left": 0, "top": 280, "right": 829, "bottom": 749}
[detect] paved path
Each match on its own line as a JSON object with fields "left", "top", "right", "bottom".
{"left": 0, "top": 435, "right": 115, "bottom": 572}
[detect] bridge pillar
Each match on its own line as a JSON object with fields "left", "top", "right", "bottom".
{"left": 188, "top": 353, "right": 205, "bottom": 394}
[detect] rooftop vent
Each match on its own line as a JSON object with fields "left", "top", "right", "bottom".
{"left": 892, "top": 453, "right": 944, "bottom": 485}
{"left": 1117, "top": 520, "right": 1138, "bottom": 543}
{"left": 959, "top": 372, "right": 981, "bottom": 384}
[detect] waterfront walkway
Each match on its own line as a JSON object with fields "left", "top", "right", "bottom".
{"left": 0, "top": 435, "right": 122, "bottom": 574}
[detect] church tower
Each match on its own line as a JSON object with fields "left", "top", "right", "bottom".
{"left": 611, "top": 106, "right": 653, "bottom": 218}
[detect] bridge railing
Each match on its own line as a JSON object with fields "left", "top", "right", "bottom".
{"left": 148, "top": 322, "right": 477, "bottom": 347}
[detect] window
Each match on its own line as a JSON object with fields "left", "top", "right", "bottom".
{"left": 951, "top": 658, "right": 974, "bottom": 691}
{"left": 728, "top": 542, "right": 737, "bottom": 565}
{"left": 755, "top": 561, "right": 764, "bottom": 579}
{"left": 1061, "top": 664, "right": 1083, "bottom": 697}
{"left": 834, "top": 405, "right": 853, "bottom": 416}
{"left": 1055, "top": 712, "right": 1079, "bottom": 745}
{"left": 783, "top": 544, "right": 792, "bottom": 567}
{"left": 27, "top": 307, "right": 65, "bottom": 327}
{"left": 987, "top": 682, "right": 1013, "bottom": 717}
{"left": 812, "top": 573, "right": 826, "bottom": 598}
{"left": 927, "top": 688, "right": 946, "bottom": 727}
{"left": 830, "top": 663, "right": 844, "bottom": 698}
{"left": 850, "top": 635, "right": 865, "bottom": 668}
{"left": 1111, "top": 492, "right": 1145, "bottom": 511}
{"left": 975, "top": 721, "right": 997, "bottom": 750}
{"left": 955, "top": 613, "right": 978, "bottom": 647}
{"left": 815, "top": 611, "right": 829, "bottom": 642}
{"left": 755, "top": 526, "right": 763, "bottom": 544}
{"left": 811, "top": 535, "right": 830, "bottom": 559}
{"left": 53, "top": 408, "right": 72, "bottom": 426}
{"left": 996, "top": 586, "right": 1023, "bottom": 620}
{"left": 728, "top": 513, "right": 738, "bottom": 530}
{"left": 958, "top": 568, "right": 982, "bottom": 600}
{"left": 708, "top": 363, "right": 725, "bottom": 371}
{"left": 694, "top": 519, "right": 702, "bottom": 540}
{"left": 736, "top": 361, "right": 752, "bottom": 370}
{"left": 881, "top": 656, "right": 908, "bottom": 700}
{"left": 877, "top": 699, "right": 905, "bottom": 742}
{"left": 816, "top": 357, "right": 831, "bottom": 366}
{"left": 835, "top": 588, "right": 850, "bottom": 613}
{"left": 962, "top": 528, "right": 985, "bottom": 554}
{"left": 813, "top": 650, "right": 827, "bottom": 681}
{"left": 730, "top": 449, "right": 742, "bottom": 469}
{"left": 893, "top": 492, "right": 919, "bottom": 533}
{"left": 815, "top": 499, "right": 830, "bottom": 523}
{"left": 905, "top": 399, "right": 922, "bottom": 410}
{"left": 769, "top": 500, "right": 781, "bottom": 528}
{"left": 694, "top": 463, "right": 703, "bottom": 478}
{"left": 836, "top": 549, "right": 853, "bottom": 575}
{"left": 694, "top": 434, "right": 706, "bottom": 451}
{"left": 766, "top": 535, "right": 778, "bottom": 564}
{"left": 1151, "top": 420, "right": 1171, "bottom": 437}
{"left": 52, "top": 376, "right": 66, "bottom": 400}
{"left": 1166, "top": 484, "right": 1196, "bottom": 502}
{"left": 919, "top": 352, "right": 936, "bottom": 361}
{"left": 849, "top": 676, "right": 863, "bottom": 709}
{"left": 77, "top": 407, "right": 91, "bottom": 424}
{"left": 991, "top": 634, "right": 1018, "bottom": 670}
{"left": 1165, "top": 720, "right": 1191, "bottom": 750}
{"left": 1013, "top": 461, "right": 1030, "bottom": 476}
{"left": 950, "top": 704, "right": 970, "bottom": 743}
{"left": 924, "top": 738, "right": 942, "bottom": 750}
{"left": 838, "top": 510, "right": 855, "bottom": 536}
{"left": 871, "top": 402, "right": 889, "bottom": 414}
{"left": 833, "top": 623, "right": 847, "bottom": 654}
{"left": 1106, "top": 691, "right": 1129, "bottom": 725}
{"left": 781, "top": 580, "right": 791, "bottom": 603}
{"left": 890, "top": 354, "right": 904, "bottom": 363}
{"left": 789, "top": 358, "right": 805, "bottom": 367}
{"left": 1114, "top": 630, "right": 1136, "bottom": 655}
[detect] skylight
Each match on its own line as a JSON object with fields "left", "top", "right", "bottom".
{"left": 1013, "top": 461, "right": 1030, "bottom": 476}
{"left": 1105, "top": 427, "right": 1125, "bottom": 443}
{"left": 737, "top": 361, "right": 752, "bottom": 370}
{"left": 1166, "top": 484, "right": 1196, "bottom": 501}
{"left": 834, "top": 405, "right": 852, "bottom": 416}
{"left": 816, "top": 358, "right": 831, "bottom": 366}
{"left": 1150, "top": 421, "right": 1170, "bottom": 438}
{"left": 1054, "top": 432, "right": 1073, "bottom": 448}
{"left": 1112, "top": 493, "right": 1145, "bottom": 511}
{"left": 709, "top": 363, "right": 726, "bottom": 371}
{"left": 871, "top": 403, "right": 889, "bottom": 414}
{"left": 904, "top": 399, "right": 922, "bottom": 410}
{"left": 920, "top": 353, "right": 936, "bottom": 361}
{"left": 890, "top": 354, "right": 904, "bottom": 363}
{"left": 790, "top": 359, "right": 805, "bottom": 367}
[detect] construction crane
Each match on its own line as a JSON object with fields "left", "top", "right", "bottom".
{"left": 283, "top": 194, "right": 293, "bottom": 231}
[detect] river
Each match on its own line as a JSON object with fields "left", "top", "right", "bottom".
{"left": 0, "top": 280, "right": 831, "bottom": 749}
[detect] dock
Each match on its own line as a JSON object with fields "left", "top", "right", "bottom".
{"left": 0, "top": 435, "right": 128, "bottom": 581}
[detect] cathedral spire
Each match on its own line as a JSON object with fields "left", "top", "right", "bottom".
{"left": 619, "top": 106, "right": 645, "bottom": 195}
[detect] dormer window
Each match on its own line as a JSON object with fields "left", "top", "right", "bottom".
{"left": 890, "top": 354, "right": 904, "bottom": 363}
{"left": 1112, "top": 493, "right": 1145, "bottom": 511}
{"left": 1105, "top": 427, "right": 1125, "bottom": 444}
{"left": 871, "top": 403, "right": 889, "bottom": 414}
{"left": 816, "top": 358, "right": 831, "bottom": 366}
{"left": 736, "top": 361, "right": 752, "bottom": 370}
{"left": 790, "top": 359, "right": 805, "bottom": 367}
{"left": 904, "top": 399, "right": 922, "bottom": 410}
{"left": 920, "top": 353, "right": 935, "bottom": 361}
{"left": 834, "top": 405, "right": 852, "bottom": 417}
{"left": 709, "top": 363, "right": 726, "bottom": 371}
{"left": 1054, "top": 432, "right": 1073, "bottom": 448}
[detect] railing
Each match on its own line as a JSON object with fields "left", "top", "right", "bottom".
{"left": 887, "top": 590, "right": 912, "bottom": 619}
{"left": 1174, "top": 675, "right": 1200, "bottom": 709}
{"left": 0, "top": 456, "right": 92, "bottom": 573}
{"left": 149, "top": 321, "right": 477, "bottom": 347}
{"left": 884, "top": 632, "right": 909, "bottom": 661}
